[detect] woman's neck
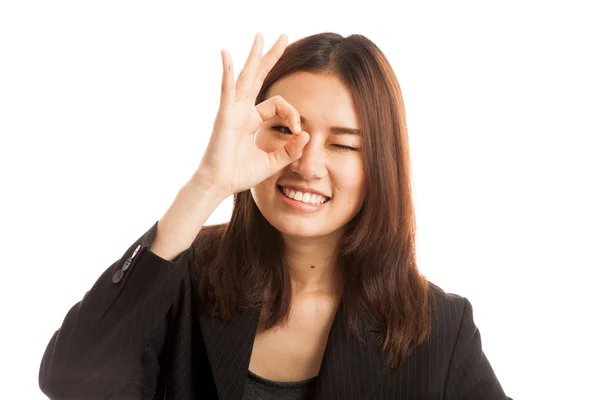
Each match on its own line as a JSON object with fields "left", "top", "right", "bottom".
{"left": 281, "top": 233, "right": 345, "bottom": 296}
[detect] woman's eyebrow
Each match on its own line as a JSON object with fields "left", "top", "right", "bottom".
{"left": 299, "top": 116, "right": 362, "bottom": 136}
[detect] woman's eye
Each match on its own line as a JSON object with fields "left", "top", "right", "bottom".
{"left": 333, "top": 144, "right": 359, "bottom": 152}
{"left": 273, "top": 126, "right": 293, "bottom": 135}
{"left": 273, "top": 126, "right": 359, "bottom": 152}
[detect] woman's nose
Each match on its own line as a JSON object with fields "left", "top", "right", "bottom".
{"left": 289, "top": 136, "right": 327, "bottom": 179}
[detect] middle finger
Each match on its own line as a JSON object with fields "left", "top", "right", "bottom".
{"left": 236, "top": 33, "right": 264, "bottom": 101}
{"left": 252, "top": 34, "right": 288, "bottom": 94}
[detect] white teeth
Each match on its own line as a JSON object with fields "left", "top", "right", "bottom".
{"left": 281, "top": 187, "right": 328, "bottom": 205}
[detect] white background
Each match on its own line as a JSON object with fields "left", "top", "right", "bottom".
{"left": 1, "top": 1, "right": 598, "bottom": 398}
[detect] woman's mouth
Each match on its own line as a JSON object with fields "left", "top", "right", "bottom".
{"left": 277, "top": 185, "right": 330, "bottom": 204}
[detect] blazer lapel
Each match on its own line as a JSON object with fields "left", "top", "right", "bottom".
{"left": 198, "top": 305, "right": 261, "bottom": 400}
{"left": 314, "top": 307, "right": 389, "bottom": 400}
{"left": 198, "top": 302, "right": 389, "bottom": 400}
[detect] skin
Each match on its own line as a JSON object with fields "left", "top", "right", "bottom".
{"left": 250, "top": 71, "right": 367, "bottom": 297}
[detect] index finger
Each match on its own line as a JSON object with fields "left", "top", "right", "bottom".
{"left": 255, "top": 95, "right": 302, "bottom": 134}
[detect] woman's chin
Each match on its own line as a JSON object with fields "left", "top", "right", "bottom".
{"left": 270, "top": 219, "right": 326, "bottom": 238}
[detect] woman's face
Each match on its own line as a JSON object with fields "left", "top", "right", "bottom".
{"left": 251, "top": 71, "right": 366, "bottom": 239}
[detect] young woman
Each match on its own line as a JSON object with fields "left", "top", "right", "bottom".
{"left": 39, "top": 33, "right": 512, "bottom": 400}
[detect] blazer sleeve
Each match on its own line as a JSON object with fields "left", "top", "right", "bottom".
{"left": 444, "top": 297, "right": 513, "bottom": 400}
{"left": 38, "top": 220, "right": 193, "bottom": 400}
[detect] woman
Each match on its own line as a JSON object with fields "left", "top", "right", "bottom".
{"left": 39, "top": 32, "right": 512, "bottom": 399}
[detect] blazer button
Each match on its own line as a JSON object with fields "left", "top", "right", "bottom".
{"left": 122, "top": 258, "right": 132, "bottom": 271}
{"left": 112, "top": 268, "right": 124, "bottom": 283}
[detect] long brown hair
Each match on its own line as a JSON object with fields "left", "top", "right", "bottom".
{"left": 191, "top": 32, "right": 441, "bottom": 369}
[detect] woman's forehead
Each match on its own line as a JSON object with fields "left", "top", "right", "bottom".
{"left": 266, "top": 72, "right": 360, "bottom": 129}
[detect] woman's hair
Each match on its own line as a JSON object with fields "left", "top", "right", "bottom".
{"left": 191, "top": 32, "right": 442, "bottom": 369}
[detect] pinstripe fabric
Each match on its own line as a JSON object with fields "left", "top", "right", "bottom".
{"left": 39, "top": 221, "right": 512, "bottom": 399}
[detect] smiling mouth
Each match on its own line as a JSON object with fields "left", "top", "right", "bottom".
{"left": 277, "top": 185, "right": 331, "bottom": 204}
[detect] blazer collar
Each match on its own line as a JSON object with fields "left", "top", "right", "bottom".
{"left": 198, "top": 302, "right": 389, "bottom": 400}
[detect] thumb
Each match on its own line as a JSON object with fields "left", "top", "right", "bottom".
{"left": 269, "top": 131, "right": 310, "bottom": 171}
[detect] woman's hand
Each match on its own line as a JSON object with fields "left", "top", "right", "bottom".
{"left": 192, "top": 33, "right": 310, "bottom": 197}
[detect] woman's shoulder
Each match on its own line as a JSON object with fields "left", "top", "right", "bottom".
{"left": 425, "top": 279, "right": 477, "bottom": 337}
{"left": 427, "top": 280, "right": 464, "bottom": 304}
{"left": 194, "top": 222, "right": 227, "bottom": 251}
{"left": 188, "top": 222, "right": 228, "bottom": 273}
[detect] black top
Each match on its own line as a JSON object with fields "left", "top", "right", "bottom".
{"left": 242, "top": 370, "right": 317, "bottom": 400}
{"left": 38, "top": 220, "right": 513, "bottom": 399}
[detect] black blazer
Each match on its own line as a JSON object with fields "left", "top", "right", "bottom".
{"left": 39, "top": 221, "right": 512, "bottom": 400}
